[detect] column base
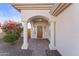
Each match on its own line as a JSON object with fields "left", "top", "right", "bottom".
{"left": 21, "top": 43, "right": 28, "bottom": 49}
{"left": 49, "top": 44, "right": 56, "bottom": 50}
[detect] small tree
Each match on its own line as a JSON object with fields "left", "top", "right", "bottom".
{"left": 1, "top": 20, "right": 23, "bottom": 43}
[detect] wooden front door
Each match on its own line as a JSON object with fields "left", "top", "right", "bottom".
{"left": 37, "top": 26, "right": 43, "bottom": 39}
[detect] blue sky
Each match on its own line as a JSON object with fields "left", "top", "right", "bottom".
{"left": 0, "top": 3, "right": 21, "bottom": 23}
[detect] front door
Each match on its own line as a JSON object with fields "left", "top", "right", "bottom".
{"left": 37, "top": 26, "right": 43, "bottom": 39}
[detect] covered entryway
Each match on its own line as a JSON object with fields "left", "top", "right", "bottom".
{"left": 27, "top": 16, "right": 50, "bottom": 40}
{"left": 13, "top": 4, "right": 56, "bottom": 50}
{"left": 26, "top": 16, "right": 55, "bottom": 55}
{"left": 21, "top": 14, "right": 55, "bottom": 50}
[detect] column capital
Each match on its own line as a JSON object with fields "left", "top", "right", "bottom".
{"left": 50, "top": 20, "right": 56, "bottom": 24}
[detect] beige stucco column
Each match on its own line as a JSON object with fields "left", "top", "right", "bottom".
{"left": 21, "top": 21, "right": 28, "bottom": 49}
{"left": 49, "top": 20, "right": 56, "bottom": 50}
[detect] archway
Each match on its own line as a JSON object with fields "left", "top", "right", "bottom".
{"left": 21, "top": 15, "right": 56, "bottom": 50}
{"left": 27, "top": 15, "right": 50, "bottom": 40}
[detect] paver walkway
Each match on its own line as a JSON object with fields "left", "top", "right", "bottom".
{"left": 0, "top": 37, "right": 61, "bottom": 56}
{"left": 28, "top": 39, "right": 49, "bottom": 56}
{"left": 0, "top": 38, "right": 32, "bottom": 56}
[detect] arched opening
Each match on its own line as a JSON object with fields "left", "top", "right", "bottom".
{"left": 27, "top": 15, "right": 50, "bottom": 40}
{"left": 21, "top": 15, "right": 56, "bottom": 51}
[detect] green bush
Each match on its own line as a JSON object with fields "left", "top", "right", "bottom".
{"left": 3, "top": 34, "right": 18, "bottom": 43}
{"left": 1, "top": 21, "right": 23, "bottom": 43}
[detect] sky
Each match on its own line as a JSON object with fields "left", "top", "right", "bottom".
{"left": 0, "top": 3, "right": 21, "bottom": 23}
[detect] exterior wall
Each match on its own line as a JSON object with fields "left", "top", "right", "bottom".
{"left": 56, "top": 4, "right": 79, "bottom": 56}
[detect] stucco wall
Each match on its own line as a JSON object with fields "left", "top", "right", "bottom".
{"left": 56, "top": 4, "right": 79, "bottom": 56}
{"left": 21, "top": 10, "right": 54, "bottom": 22}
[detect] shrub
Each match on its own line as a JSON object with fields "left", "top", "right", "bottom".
{"left": 3, "top": 34, "right": 18, "bottom": 43}
{"left": 1, "top": 20, "right": 23, "bottom": 43}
